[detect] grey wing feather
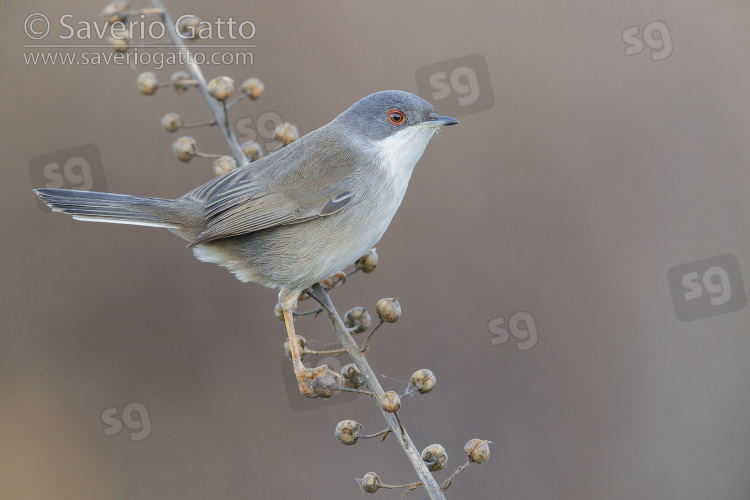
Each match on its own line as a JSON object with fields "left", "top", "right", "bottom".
{"left": 183, "top": 132, "right": 359, "bottom": 247}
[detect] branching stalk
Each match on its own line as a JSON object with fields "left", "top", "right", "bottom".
{"left": 150, "top": 0, "right": 249, "bottom": 165}
{"left": 311, "top": 284, "right": 446, "bottom": 500}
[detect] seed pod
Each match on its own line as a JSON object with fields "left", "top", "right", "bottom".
{"left": 207, "top": 76, "right": 234, "bottom": 102}
{"left": 422, "top": 444, "right": 448, "bottom": 471}
{"left": 240, "top": 141, "right": 263, "bottom": 162}
{"left": 409, "top": 369, "right": 436, "bottom": 394}
{"left": 213, "top": 156, "right": 238, "bottom": 177}
{"left": 172, "top": 136, "right": 196, "bottom": 162}
{"left": 359, "top": 472, "right": 382, "bottom": 494}
{"left": 177, "top": 15, "right": 201, "bottom": 39}
{"left": 161, "top": 112, "right": 182, "bottom": 133}
{"left": 312, "top": 373, "right": 338, "bottom": 399}
{"left": 335, "top": 420, "right": 361, "bottom": 445}
{"left": 344, "top": 306, "right": 371, "bottom": 334}
{"left": 356, "top": 248, "right": 378, "bottom": 273}
{"left": 136, "top": 71, "right": 158, "bottom": 95}
{"left": 283, "top": 335, "right": 307, "bottom": 362}
{"left": 380, "top": 391, "right": 400, "bottom": 413}
{"left": 464, "top": 439, "right": 491, "bottom": 464}
{"left": 171, "top": 71, "right": 192, "bottom": 94}
{"left": 108, "top": 28, "right": 129, "bottom": 53}
{"left": 274, "top": 122, "right": 299, "bottom": 145}
{"left": 101, "top": 0, "right": 130, "bottom": 23}
{"left": 241, "top": 77, "right": 264, "bottom": 99}
{"left": 273, "top": 302, "right": 285, "bottom": 321}
{"left": 375, "top": 298, "right": 401, "bottom": 323}
{"left": 340, "top": 363, "right": 365, "bottom": 389}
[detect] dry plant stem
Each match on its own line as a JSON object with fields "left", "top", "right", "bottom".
{"left": 227, "top": 94, "right": 247, "bottom": 110}
{"left": 381, "top": 481, "right": 423, "bottom": 491}
{"left": 293, "top": 307, "right": 323, "bottom": 317}
{"left": 361, "top": 428, "right": 390, "bottom": 440}
{"left": 151, "top": 0, "right": 249, "bottom": 165}
{"left": 440, "top": 460, "right": 471, "bottom": 492}
{"left": 302, "top": 347, "right": 347, "bottom": 356}
{"left": 182, "top": 119, "right": 217, "bottom": 129}
{"left": 360, "top": 320, "right": 384, "bottom": 353}
{"left": 337, "top": 387, "right": 376, "bottom": 397}
{"left": 129, "top": 7, "right": 163, "bottom": 16}
{"left": 311, "top": 284, "right": 446, "bottom": 500}
{"left": 195, "top": 151, "right": 222, "bottom": 159}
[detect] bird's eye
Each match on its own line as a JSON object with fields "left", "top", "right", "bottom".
{"left": 387, "top": 109, "right": 406, "bottom": 125}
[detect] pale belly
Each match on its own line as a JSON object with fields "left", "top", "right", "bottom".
{"left": 191, "top": 191, "right": 403, "bottom": 293}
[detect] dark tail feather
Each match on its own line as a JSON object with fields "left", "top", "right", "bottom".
{"left": 34, "top": 188, "right": 183, "bottom": 229}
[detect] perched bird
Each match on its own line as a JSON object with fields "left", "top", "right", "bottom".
{"left": 35, "top": 90, "right": 458, "bottom": 395}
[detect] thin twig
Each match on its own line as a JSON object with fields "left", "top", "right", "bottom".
{"left": 360, "top": 428, "right": 390, "bottom": 440}
{"left": 302, "top": 347, "right": 347, "bottom": 357}
{"left": 440, "top": 460, "right": 472, "bottom": 492}
{"left": 360, "top": 320, "right": 384, "bottom": 353}
{"left": 293, "top": 307, "right": 323, "bottom": 318}
{"left": 311, "top": 284, "right": 446, "bottom": 500}
{"left": 337, "top": 387, "right": 376, "bottom": 397}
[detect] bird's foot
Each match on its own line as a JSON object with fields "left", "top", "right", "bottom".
{"left": 293, "top": 362, "right": 342, "bottom": 398}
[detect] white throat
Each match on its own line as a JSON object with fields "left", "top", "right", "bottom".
{"left": 374, "top": 126, "right": 436, "bottom": 184}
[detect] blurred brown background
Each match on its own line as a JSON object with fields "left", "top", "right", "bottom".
{"left": 3, "top": 1, "right": 750, "bottom": 498}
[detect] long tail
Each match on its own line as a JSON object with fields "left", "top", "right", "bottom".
{"left": 35, "top": 188, "right": 185, "bottom": 229}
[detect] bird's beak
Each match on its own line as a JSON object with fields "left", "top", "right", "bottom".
{"left": 420, "top": 115, "right": 459, "bottom": 128}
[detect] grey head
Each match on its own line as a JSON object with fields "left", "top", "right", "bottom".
{"left": 333, "top": 90, "right": 458, "bottom": 143}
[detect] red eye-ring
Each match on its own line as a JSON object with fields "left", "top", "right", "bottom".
{"left": 387, "top": 109, "right": 406, "bottom": 125}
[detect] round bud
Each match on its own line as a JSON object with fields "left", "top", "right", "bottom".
{"left": 464, "top": 439, "right": 491, "bottom": 464}
{"left": 108, "top": 28, "right": 129, "bottom": 53}
{"left": 101, "top": 0, "right": 130, "bottom": 23}
{"left": 274, "top": 123, "right": 299, "bottom": 146}
{"left": 171, "top": 71, "right": 191, "bottom": 94}
{"left": 356, "top": 248, "right": 378, "bottom": 273}
{"left": 241, "top": 77, "right": 264, "bottom": 99}
{"left": 312, "top": 373, "right": 338, "bottom": 399}
{"left": 359, "top": 472, "right": 382, "bottom": 494}
{"left": 344, "top": 307, "right": 371, "bottom": 334}
{"left": 421, "top": 444, "right": 448, "bottom": 472}
{"left": 207, "top": 76, "right": 234, "bottom": 102}
{"left": 136, "top": 71, "right": 158, "bottom": 95}
{"left": 161, "top": 112, "right": 182, "bottom": 133}
{"left": 375, "top": 298, "right": 401, "bottom": 323}
{"left": 172, "top": 136, "right": 196, "bottom": 162}
{"left": 380, "top": 391, "right": 400, "bottom": 413}
{"left": 177, "top": 15, "right": 201, "bottom": 40}
{"left": 340, "top": 363, "right": 366, "bottom": 389}
{"left": 213, "top": 156, "right": 238, "bottom": 177}
{"left": 409, "top": 369, "right": 436, "bottom": 394}
{"left": 335, "top": 420, "right": 361, "bottom": 445}
{"left": 240, "top": 141, "right": 263, "bottom": 162}
{"left": 273, "top": 302, "right": 285, "bottom": 321}
{"left": 283, "top": 335, "right": 307, "bottom": 362}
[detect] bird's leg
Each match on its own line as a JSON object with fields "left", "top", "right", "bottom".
{"left": 283, "top": 309, "right": 334, "bottom": 397}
